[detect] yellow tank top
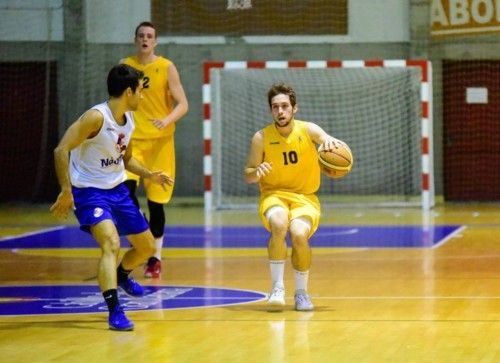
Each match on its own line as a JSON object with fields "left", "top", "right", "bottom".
{"left": 260, "top": 120, "right": 320, "bottom": 195}
{"left": 122, "top": 56, "right": 174, "bottom": 139}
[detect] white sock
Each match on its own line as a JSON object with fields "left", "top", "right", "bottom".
{"left": 154, "top": 237, "right": 163, "bottom": 260}
{"left": 270, "top": 260, "right": 285, "bottom": 289}
{"left": 294, "top": 270, "right": 309, "bottom": 292}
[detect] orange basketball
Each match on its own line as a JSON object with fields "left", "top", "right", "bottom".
{"left": 318, "top": 139, "right": 353, "bottom": 179}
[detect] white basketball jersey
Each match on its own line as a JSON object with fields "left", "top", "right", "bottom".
{"left": 70, "top": 102, "right": 135, "bottom": 189}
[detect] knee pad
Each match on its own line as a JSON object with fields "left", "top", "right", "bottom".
{"left": 265, "top": 206, "right": 287, "bottom": 222}
{"left": 291, "top": 217, "right": 311, "bottom": 235}
{"left": 147, "top": 200, "right": 165, "bottom": 238}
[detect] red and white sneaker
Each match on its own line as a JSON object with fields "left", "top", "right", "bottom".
{"left": 144, "top": 257, "right": 161, "bottom": 278}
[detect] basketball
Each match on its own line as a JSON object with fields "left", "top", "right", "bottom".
{"left": 318, "top": 139, "right": 353, "bottom": 179}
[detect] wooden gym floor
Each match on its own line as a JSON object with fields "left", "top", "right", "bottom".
{"left": 0, "top": 201, "right": 499, "bottom": 362}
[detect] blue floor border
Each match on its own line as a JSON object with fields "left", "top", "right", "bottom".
{"left": 0, "top": 224, "right": 463, "bottom": 249}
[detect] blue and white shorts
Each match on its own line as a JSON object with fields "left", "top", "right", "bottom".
{"left": 72, "top": 182, "right": 149, "bottom": 236}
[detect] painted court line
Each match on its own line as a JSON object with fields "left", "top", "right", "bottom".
{"left": 0, "top": 224, "right": 465, "bottom": 249}
{"left": 317, "top": 296, "right": 500, "bottom": 300}
{"left": 0, "top": 226, "right": 65, "bottom": 241}
{"left": 432, "top": 225, "right": 467, "bottom": 249}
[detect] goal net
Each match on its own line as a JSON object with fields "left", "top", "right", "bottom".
{"left": 204, "top": 60, "right": 434, "bottom": 210}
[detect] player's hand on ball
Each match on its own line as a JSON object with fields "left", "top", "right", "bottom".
{"left": 255, "top": 162, "right": 272, "bottom": 179}
{"left": 318, "top": 138, "right": 353, "bottom": 179}
{"left": 321, "top": 138, "right": 341, "bottom": 152}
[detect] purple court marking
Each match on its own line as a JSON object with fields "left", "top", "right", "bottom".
{"left": 0, "top": 285, "right": 267, "bottom": 316}
{"left": 0, "top": 225, "right": 463, "bottom": 249}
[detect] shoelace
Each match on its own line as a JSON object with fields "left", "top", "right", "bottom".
{"left": 271, "top": 288, "right": 284, "bottom": 296}
{"left": 296, "top": 294, "right": 310, "bottom": 304}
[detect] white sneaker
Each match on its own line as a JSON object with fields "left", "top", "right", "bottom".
{"left": 268, "top": 285, "right": 285, "bottom": 310}
{"left": 294, "top": 289, "right": 314, "bottom": 311}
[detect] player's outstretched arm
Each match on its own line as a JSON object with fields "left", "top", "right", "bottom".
{"left": 306, "top": 122, "right": 339, "bottom": 151}
{"left": 123, "top": 145, "right": 173, "bottom": 189}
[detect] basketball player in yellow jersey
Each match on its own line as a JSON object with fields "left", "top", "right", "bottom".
{"left": 244, "top": 83, "right": 339, "bottom": 311}
{"left": 121, "top": 21, "right": 188, "bottom": 278}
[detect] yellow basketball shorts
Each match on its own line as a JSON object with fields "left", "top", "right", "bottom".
{"left": 259, "top": 191, "right": 321, "bottom": 238}
{"left": 126, "top": 136, "right": 175, "bottom": 204}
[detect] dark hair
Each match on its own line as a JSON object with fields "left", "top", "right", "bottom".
{"left": 135, "top": 21, "right": 156, "bottom": 38}
{"left": 107, "top": 64, "right": 144, "bottom": 97}
{"left": 267, "top": 83, "right": 297, "bottom": 108}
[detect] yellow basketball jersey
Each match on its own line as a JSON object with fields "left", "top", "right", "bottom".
{"left": 122, "top": 56, "right": 174, "bottom": 139}
{"left": 260, "top": 120, "right": 320, "bottom": 195}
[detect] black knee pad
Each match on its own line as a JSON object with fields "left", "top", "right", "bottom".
{"left": 147, "top": 200, "right": 165, "bottom": 238}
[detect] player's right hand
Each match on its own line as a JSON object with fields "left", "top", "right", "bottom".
{"left": 50, "top": 190, "right": 74, "bottom": 220}
{"left": 255, "top": 162, "right": 272, "bottom": 179}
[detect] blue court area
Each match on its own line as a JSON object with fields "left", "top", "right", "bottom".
{"left": 0, "top": 224, "right": 463, "bottom": 249}
{"left": 0, "top": 285, "right": 267, "bottom": 316}
{"left": 0, "top": 225, "right": 464, "bottom": 315}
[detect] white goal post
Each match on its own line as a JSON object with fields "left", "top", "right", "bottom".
{"left": 203, "top": 60, "right": 434, "bottom": 211}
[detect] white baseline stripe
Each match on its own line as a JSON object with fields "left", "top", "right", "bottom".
{"left": 0, "top": 226, "right": 65, "bottom": 242}
{"left": 432, "top": 225, "right": 467, "bottom": 249}
{"left": 317, "top": 295, "right": 500, "bottom": 300}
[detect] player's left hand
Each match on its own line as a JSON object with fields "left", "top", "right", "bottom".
{"left": 321, "top": 138, "right": 340, "bottom": 152}
{"left": 150, "top": 171, "right": 174, "bottom": 191}
{"left": 151, "top": 118, "right": 170, "bottom": 130}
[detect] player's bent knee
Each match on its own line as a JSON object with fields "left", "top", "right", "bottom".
{"left": 290, "top": 218, "right": 311, "bottom": 239}
{"left": 92, "top": 224, "right": 121, "bottom": 255}
{"left": 267, "top": 207, "right": 288, "bottom": 235}
{"left": 290, "top": 225, "right": 309, "bottom": 246}
{"left": 265, "top": 205, "right": 286, "bottom": 221}
{"left": 290, "top": 229, "right": 309, "bottom": 243}
{"left": 269, "top": 222, "right": 288, "bottom": 239}
{"left": 100, "top": 237, "right": 121, "bottom": 256}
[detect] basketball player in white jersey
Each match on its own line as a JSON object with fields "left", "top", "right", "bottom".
{"left": 50, "top": 64, "right": 173, "bottom": 331}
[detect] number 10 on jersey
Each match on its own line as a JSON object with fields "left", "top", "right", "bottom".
{"left": 282, "top": 151, "right": 298, "bottom": 165}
